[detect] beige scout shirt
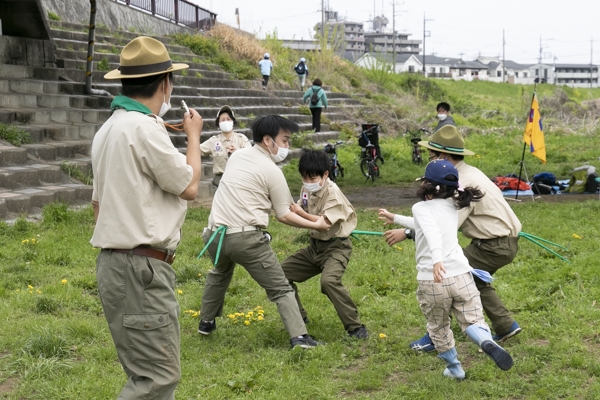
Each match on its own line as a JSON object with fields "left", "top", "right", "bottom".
{"left": 456, "top": 161, "right": 522, "bottom": 240}
{"left": 90, "top": 109, "right": 193, "bottom": 250}
{"left": 200, "top": 131, "right": 251, "bottom": 175}
{"left": 209, "top": 145, "right": 293, "bottom": 228}
{"left": 297, "top": 178, "right": 357, "bottom": 241}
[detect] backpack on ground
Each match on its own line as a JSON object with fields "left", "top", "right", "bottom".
{"left": 532, "top": 172, "right": 558, "bottom": 186}
{"left": 586, "top": 172, "right": 599, "bottom": 193}
{"left": 531, "top": 182, "right": 555, "bottom": 195}
{"left": 295, "top": 62, "right": 306, "bottom": 74}
{"left": 310, "top": 88, "right": 320, "bottom": 106}
{"left": 492, "top": 176, "right": 530, "bottom": 191}
{"left": 566, "top": 165, "right": 597, "bottom": 193}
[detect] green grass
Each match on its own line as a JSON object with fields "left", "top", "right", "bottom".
{"left": 1, "top": 199, "right": 599, "bottom": 398}
{"left": 0, "top": 123, "right": 32, "bottom": 146}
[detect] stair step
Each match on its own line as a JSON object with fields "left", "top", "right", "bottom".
{"left": 0, "top": 164, "right": 62, "bottom": 189}
{"left": 0, "top": 183, "right": 92, "bottom": 217}
{"left": 24, "top": 140, "right": 92, "bottom": 161}
{"left": 0, "top": 145, "right": 28, "bottom": 166}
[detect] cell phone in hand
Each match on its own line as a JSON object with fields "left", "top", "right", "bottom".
{"left": 181, "top": 100, "right": 190, "bottom": 114}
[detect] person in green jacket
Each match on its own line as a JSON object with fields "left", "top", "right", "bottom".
{"left": 303, "top": 78, "right": 328, "bottom": 132}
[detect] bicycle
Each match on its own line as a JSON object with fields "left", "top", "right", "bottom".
{"left": 358, "top": 124, "right": 381, "bottom": 182}
{"left": 403, "top": 128, "right": 431, "bottom": 165}
{"left": 324, "top": 140, "right": 344, "bottom": 182}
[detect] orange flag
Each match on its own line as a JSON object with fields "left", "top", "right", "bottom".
{"left": 523, "top": 93, "right": 546, "bottom": 163}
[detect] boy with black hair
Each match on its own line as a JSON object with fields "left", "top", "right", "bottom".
{"left": 198, "top": 115, "right": 330, "bottom": 349}
{"left": 281, "top": 150, "right": 368, "bottom": 339}
{"left": 435, "top": 101, "right": 456, "bottom": 131}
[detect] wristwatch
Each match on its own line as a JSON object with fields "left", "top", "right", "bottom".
{"left": 404, "top": 228, "right": 413, "bottom": 240}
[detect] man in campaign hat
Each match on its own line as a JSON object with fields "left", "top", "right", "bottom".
{"left": 91, "top": 36, "right": 203, "bottom": 399}
{"left": 383, "top": 125, "right": 523, "bottom": 352}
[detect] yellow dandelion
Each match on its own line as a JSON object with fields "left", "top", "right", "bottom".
{"left": 177, "top": 289, "right": 183, "bottom": 295}
{"left": 227, "top": 314, "right": 236, "bottom": 319}
{"left": 61, "top": 279, "right": 67, "bottom": 284}
{"left": 379, "top": 333, "right": 387, "bottom": 339}
{"left": 31, "top": 239, "right": 36, "bottom": 244}
{"left": 396, "top": 246, "right": 402, "bottom": 251}
{"left": 255, "top": 306, "right": 263, "bottom": 310}
{"left": 15, "top": 289, "right": 20, "bottom": 292}
{"left": 22, "top": 239, "right": 29, "bottom": 244}
{"left": 192, "top": 312, "right": 199, "bottom": 317}
{"left": 572, "top": 233, "right": 583, "bottom": 240}
{"left": 247, "top": 311, "right": 254, "bottom": 316}
{"left": 257, "top": 315, "right": 264, "bottom": 321}
{"left": 198, "top": 273, "right": 202, "bottom": 277}
{"left": 257, "top": 309, "right": 265, "bottom": 315}
{"left": 27, "top": 285, "right": 34, "bottom": 289}
{"left": 235, "top": 312, "right": 244, "bottom": 317}
{"left": 244, "top": 320, "right": 250, "bottom": 325}
{"left": 36, "top": 290, "right": 41, "bottom": 294}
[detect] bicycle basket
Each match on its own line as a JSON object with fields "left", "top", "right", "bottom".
{"left": 358, "top": 124, "right": 379, "bottom": 147}
{"left": 323, "top": 143, "right": 335, "bottom": 154}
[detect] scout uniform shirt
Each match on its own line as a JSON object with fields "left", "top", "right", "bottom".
{"left": 90, "top": 96, "right": 193, "bottom": 250}
{"left": 200, "top": 132, "right": 251, "bottom": 175}
{"left": 209, "top": 145, "right": 294, "bottom": 229}
{"left": 298, "top": 178, "right": 357, "bottom": 241}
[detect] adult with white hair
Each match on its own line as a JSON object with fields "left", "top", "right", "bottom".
{"left": 294, "top": 57, "right": 309, "bottom": 90}
{"left": 258, "top": 52, "right": 273, "bottom": 90}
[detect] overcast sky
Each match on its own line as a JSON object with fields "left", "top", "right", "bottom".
{"left": 194, "top": 0, "right": 598, "bottom": 65}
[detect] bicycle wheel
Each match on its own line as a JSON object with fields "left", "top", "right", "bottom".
{"left": 338, "top": 162, "right": 344, "bottom": 178}
{"left": 360, "top": 158, "right": 371, "bottom": 178}
{"left": 369, "top": 159, "right": 380, "bottom": 182}
{"left": 412, "top": 149, "right": 420, "bottom": 165}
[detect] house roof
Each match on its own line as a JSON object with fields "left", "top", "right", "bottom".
{"left": 555, "top": 63, "right": 597, "bottom": 69}
{"left": 487, "top": 60, "right": 530, "bottom": 70}
{"left": 417, "top": 55, "right": 461, "bottom": 65}
{"left": 447, "top": 59, "right": 488, "bottom": 69}
{"left": 354, "top": 52, "right": 420, "bottom": 65}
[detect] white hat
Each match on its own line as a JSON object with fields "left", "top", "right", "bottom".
{"left": 264, "top": 53, "right": 270, "bottom": 59}
{"left": 300, "top": 57, "right": 306, "bottom": 62}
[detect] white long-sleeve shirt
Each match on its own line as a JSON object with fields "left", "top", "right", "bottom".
{"left": 393, "top": 198, "right": 472, "bottom": 281}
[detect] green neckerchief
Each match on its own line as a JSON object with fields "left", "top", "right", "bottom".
{"left": 110, "top": 95, "right": 153, "bottom": 115}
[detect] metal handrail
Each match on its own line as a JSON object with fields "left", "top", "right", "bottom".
{"left": 112, "top": 0, "right": 217, "bottom": 30}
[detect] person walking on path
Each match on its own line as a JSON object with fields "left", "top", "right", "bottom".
{"left": 303, "top": 78, "right": 328, "bottom": 133}
{"left": 200, "top": 105, "right": 251, "bottom": 190}
{"left": 435, "top": 102, "right": 456, "bottom": 131}
{"left": 378, "top": 160, "right": 513, "bottom": 379}
{"left": 294, "top": 57, "right": 309, "bottom": 91}
{"left": 282, "top": 150, "right": 368, "bottom": 340}
{"left": 383, "top": 125, "right": 523, "bottom": 353}
{"left": 198, "top": 115, "right": 331, "bottom": 349}
{"left": 91, "top": 36, "right": 203, "bottom": 399}
{"left": 258, "top": 52, "right": 273, "bottom": 90}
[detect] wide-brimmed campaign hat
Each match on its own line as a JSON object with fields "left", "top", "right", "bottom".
{"left": 215, "top": 105, "right": 236, "bottom": 125}
{"left": 418, "top": 125, "right": 474, "bottom": 156}
{"left": 104, "top": 36, "right": 189, "bottom": 80}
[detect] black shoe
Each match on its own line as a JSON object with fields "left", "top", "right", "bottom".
{"left": 481, "top": 340, "right": 513, "bottom": 371}
{"left": 290, "top": 335, "right": 321, "bottom": 349}
{"left": 348, "top": 325, "right": 369, "bottom": 339}
{"left": 198, "top": 320, "right": 216, "bottom": 335}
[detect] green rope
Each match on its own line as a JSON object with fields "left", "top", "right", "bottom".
{"left": 519, "top": 231, "right": 568, "bottom": 250}
{"left": 351, "top": 230, "right": 384, "bottom": 236}
{"left": 518, "top": 231, "right": 571, "bottom": 264}
{"left": 197, "top": 226, "right": 227, "bottom": 265}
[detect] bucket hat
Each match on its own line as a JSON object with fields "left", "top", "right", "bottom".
{"left": 215, "top": 105, "right": 236, "bottom": 126}
{"left": 104, "top": 36, "right": 189, "bottom": 80}
{"left": 424, "top": 159, "right": 459, "bottom": 187}
{"left": 418, "top": 125, "right": 474, "bottom": 156}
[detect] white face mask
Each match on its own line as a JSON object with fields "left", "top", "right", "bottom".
{"left": 303, "top": 177, "right": 325, "bottom": 193}
{"left": 437, "top": 113, "right": 447, "bottom": 121}
{"left": 219, "top": 120, "right": 234, "bottom": 133}
{"left": 158, "top": 80, "right": 172, "bottom": 118}
{"left": 268, "top": 138, "right": 288, "bottom": 163}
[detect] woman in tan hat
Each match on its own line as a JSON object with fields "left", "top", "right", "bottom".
{"left": 91, "top": 36, "right": 203, "bottom": 400}
{"left": 200, "top": 105, "right": 251, "bottom": 190}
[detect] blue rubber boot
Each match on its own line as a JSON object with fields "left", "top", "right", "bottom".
{"left": 438, "top": 347, "right": 465, "bottom": 379}
{"left": 465, "top": 325, "right": 513, "bottom": 371}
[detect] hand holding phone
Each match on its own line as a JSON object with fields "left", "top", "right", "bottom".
{"left": 181, "top": 100, "right": 190, "bottom": 114}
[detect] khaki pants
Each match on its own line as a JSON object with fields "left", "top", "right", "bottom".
{"left": 200, "top": 229, "right": 307, "bottom": 338}
{"left": 417, "top": 272, "right": 488, "bottom": 353}
{"left": 96, "top": 250, "right": 180, "bottom": 400}
{"left": 463, "top": 236, "right": 519, "bottom": 335}
{"left": 281, "top": 238, "right": 362, "bottom": 332}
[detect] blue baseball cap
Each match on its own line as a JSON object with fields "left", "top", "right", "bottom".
{"left": 424, "top": 159, "right": 459, "bottom": 187}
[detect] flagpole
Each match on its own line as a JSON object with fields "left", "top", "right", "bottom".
{"left": 516, "top": 83, "right": 538, "bottom": 200}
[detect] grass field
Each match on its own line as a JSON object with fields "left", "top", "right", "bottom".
{"left": 0, "top": 197, "right": 599, "bottom": 399}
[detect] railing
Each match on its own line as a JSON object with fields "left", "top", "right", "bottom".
{"left": 112, "top": 0, "right": 216, "bottom": 30}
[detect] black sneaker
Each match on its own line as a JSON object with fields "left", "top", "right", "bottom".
{"left": 348, "top": 325, "right": 369, "bottom": 339}
{"left": 290, "top": 335, "right": 320, "bottom": 349}
{"left": 198, "top": 320, "right": 216, "bottom": 335}
{"left": 481, "top": 340, "right": 513, "bottom": 371}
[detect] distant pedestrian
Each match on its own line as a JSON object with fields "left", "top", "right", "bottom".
{"left": 258, "top": 52, "right": 273, "bottom": 90}
{"left": 294, "top": 57, "right": 309, "bottom": 91}
{"left": 435, "top": 102, "right": 456, "bottom": 131}
{"left": 303, "top": 78, "right": 328, "bottom": 133}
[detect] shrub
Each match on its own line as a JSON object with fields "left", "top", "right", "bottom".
{"left": 47, "top": 11, "right": 60, "bottom": 21}
{"left": 23, "top": 329, "right": 71, "bottom": 359}
{"left": 0, "top": 124, "right": 32, "bottom": 146}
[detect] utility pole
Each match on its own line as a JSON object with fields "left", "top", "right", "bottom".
{"left": 591, "top": 38, "right": 594, "bottom": 89}
{"left": 321, "top": 0, "right": 325, "bottom": 41}
{"left": 392, "top": 1, "right": 396, "bottom": 73}
{"left": 422, "top": 13, "right": 433, "bottom": 76}
{"left": 502, "top": 29, "right": 506, "bottom": 83}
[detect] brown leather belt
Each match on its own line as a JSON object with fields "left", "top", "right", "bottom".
{"left": 108, "top": 246, "right": 175, "bottom": 265}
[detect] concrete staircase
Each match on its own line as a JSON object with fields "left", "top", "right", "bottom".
{"left": 0, "top": 21, "right": 362, "bottom": 218}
